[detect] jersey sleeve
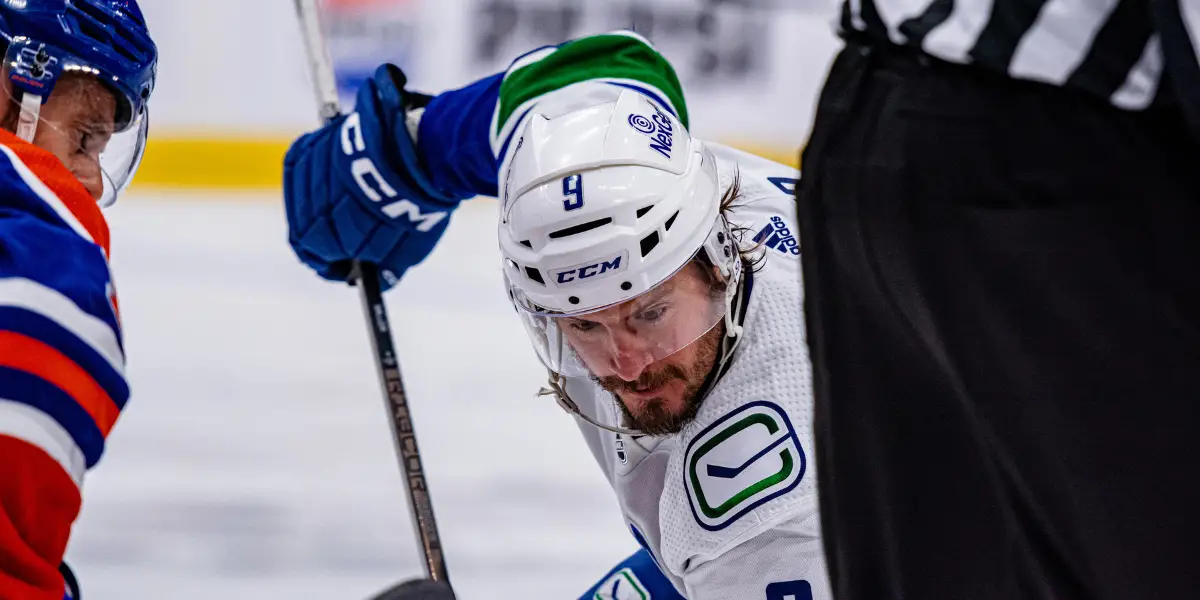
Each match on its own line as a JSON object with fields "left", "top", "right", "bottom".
{"left": 681, "top": 510, "right": 832, "bottom": 600}
{"left": 0, "top": 133, "right": 127, "bottom": 599}
{"left": 416, "top": 31, "right": 688, "bottom": 199}
{"left": 579, "top": 548, "right": 686, "bottom": 600}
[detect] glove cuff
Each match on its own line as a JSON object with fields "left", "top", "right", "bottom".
{"left": 362, "top": 65, "right": 469, "bottom": 207}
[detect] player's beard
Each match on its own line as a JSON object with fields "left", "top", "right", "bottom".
{"left": 592, "top": 323, "right": 724, "bottom": 436}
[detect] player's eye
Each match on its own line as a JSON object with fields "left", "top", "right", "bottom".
{"left": 566, "top": 318, "right": 600, "bottom": 333}
{"left": 75, "top": 121, "right": 112, "bottom": 157}
{"left": 634, "top": 304, "right": 668, "bottom": 323}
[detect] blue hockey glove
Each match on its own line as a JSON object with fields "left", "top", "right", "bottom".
{"left": 283, "top": 64, "right": 470, "bottom": 289}
{"left": 581, "top": 548, "right": 685, "bottom": 599}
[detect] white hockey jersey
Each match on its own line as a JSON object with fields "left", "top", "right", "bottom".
{"left": 472, "top": 31, "right": 829, "bottom": 600}
{"left": 561, "top": 144, "right": 827, "bottom": 600}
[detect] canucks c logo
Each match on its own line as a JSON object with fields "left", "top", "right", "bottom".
{"left": 593, "top": 568, "right": 650, "bottom": 600}
{"left": 753, "top": 216, "right": 800, "bottom": 255}
{"left": 684, "top": 401, "right": 805, "bottom": 531}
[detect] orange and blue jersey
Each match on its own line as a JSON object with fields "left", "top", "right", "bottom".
{"left": 0, "top": 128, "right": 126, "bottom": 600}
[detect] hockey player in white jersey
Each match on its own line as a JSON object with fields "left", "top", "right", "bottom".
{"left": 282, "top": 32, "right": 825, "bottom": 599}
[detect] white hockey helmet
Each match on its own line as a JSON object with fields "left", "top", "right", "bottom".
{"left": 499, "top": 90, "right": 743, "bottom": 399}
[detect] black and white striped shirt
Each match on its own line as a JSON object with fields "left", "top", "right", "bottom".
{"left": 839, "top": 0, "right": 1200, "bottom": 122}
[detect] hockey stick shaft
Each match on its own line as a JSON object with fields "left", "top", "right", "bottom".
{"left": 291, "top": 0, "right": 451, "bottom": 584}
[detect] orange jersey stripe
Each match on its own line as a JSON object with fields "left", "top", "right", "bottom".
{"left": 0, "top": 331, "right": 119, "bottom": 437}
{"left": 0, "top": 435, "right": 80, "bottom": 600}
{"left": 0, "top": 129, "right": 109, "bottom": 256}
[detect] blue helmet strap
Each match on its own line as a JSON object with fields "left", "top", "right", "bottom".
{"left": 6, "top": 39, "right": 63, "bottom": 142}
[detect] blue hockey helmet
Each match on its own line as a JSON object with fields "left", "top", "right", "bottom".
{"left": 0, "top": 0, "right": 157, "bottom": 206}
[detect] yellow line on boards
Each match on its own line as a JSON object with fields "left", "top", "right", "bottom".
{"left": 134, "top": 136, "right": 292, "bottom": 189}
{"left": 131, "top": 135, "right": 800, "bottom": 191}
{"left": 737, "top": 144, "right": 801, "bottom": 170}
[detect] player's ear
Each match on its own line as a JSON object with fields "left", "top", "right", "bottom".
{"left": 0, "top": 66, "right": 16, "bottom": 134}
{"left": 0, "top": 39, "right": 15, "bottom": 134}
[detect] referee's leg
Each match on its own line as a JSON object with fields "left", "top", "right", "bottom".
{"left": 797, "top": 43, "right": 1200, "bottom": 600}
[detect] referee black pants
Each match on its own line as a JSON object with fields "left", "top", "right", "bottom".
{"left": 797, "top": 42, "right": 1200, "bottom": 600}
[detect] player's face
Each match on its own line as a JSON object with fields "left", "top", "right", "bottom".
{"left": 602, "top": 323, "right": 722, "bottom": 436}
{"left": 1, "top": 73, "right": 117, "bottom": 201}
{"left": 562, "top": 262, "right": 726, "bottom": 436}
{"left": 30, "top": 75, "right": 118, "bottom": 201}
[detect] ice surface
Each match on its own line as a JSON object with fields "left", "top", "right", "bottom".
{"left": 65, "top": 193, "right": 635, "bottom": 599}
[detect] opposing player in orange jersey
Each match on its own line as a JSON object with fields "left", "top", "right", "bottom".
{"left": 0, "top": 2, "right": 156, "bottom": 599}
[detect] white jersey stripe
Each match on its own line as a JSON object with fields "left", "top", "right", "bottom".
{"left": 0, "top": 398, "right": 85, "bottom": 486}
{"left": 0, "top": 278, "right": 125, "bottom": 374}
{"left": 852, "top": 0, "right": 1170, "bottom": 113}
{"left": 873, "top": 0, "right": 941, "bottom": 45}
{"left": 1111, "top": 35, "right": 1164, "bottom": 109}
{"left": 1008, "top": 0, "right": 1120, "bottom": 85}
{"left": 919, "top": 0, "right": 996, "bottom": 62}
{"left": 848, "top": 0, "right": 868, "bottom": 32}
{"left": 505, "top": 46, "right": 558, "bottom": 79}
{"left": 1181, "top": 0, "right": 1200, "bottom": 77}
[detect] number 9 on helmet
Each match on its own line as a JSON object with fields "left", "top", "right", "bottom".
{"left": 499, "top": 91, "right": 744, "bottom": 432}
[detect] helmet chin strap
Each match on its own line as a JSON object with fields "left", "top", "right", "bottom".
{"left": 15, "top": 92, "right": 42, "bottom": 142}
{"left": 699, "top": 261, "right": 747, "bottom": 399}
{"left": 538, "top": 370, "right": 645, "bottom": 436}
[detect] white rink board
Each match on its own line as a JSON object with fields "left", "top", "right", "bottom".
{"left": 134, "top": 0, "right": 842, "bottom": 147}
{"left": 66, "top": 194, "right": 634, "bottom": 599}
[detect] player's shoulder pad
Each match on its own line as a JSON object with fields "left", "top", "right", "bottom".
{"left": 581, "top": 548, "right": 686, "bottom": 600}
{"left": 681, "top": 399, "right": 808, "bottom": 533}
{"left": 660, "top": 396, "right": 818, "bottom": 578}
{"left": 0, "top": 130, "right": 118, "bottom": 333}
{"left": 708, "top": 142, "right": 801, "bottom": 264}
{"left": 0, "top": 129, "right": 125, "bottom": 473}
{"left": 660, "top": 392, "right": 818, "bottom": 575}
{"left": 659, "top": 221, "right": 816, "bottom": 567}
{"left": 0, "top": 129, "right": 110, "bottom": 255}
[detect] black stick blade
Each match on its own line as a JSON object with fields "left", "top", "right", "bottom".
{"left": 369, "top": 579, "right": 456, "bottom": 600}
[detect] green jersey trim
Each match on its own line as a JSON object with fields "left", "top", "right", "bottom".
{"left": 495, "top": 33, "right": 689, "bottom": 139}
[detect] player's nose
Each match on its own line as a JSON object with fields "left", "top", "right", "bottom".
{"left": 608, "top": 331, "right": 655, "bottom": 381}
{"left": 71, "top": 160, "right": 104, "bottom": 201}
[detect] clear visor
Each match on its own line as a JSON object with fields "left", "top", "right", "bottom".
{"left": 95, "top": 108, "right": 149, "bottom": 207}
{"left": 7, "top": 81, "right": 149, "bottom": 208}
{"left": 509, "top": 258, "right": 729, "bottom": 380}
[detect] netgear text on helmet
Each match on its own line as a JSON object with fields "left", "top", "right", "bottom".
{"left": 627, "top": 103, "right": 675, "bottom": 160}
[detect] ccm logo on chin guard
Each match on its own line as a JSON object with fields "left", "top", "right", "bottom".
{"left": 341, "top": 112, "right": 448, "bottom": 232}
{"left": 554, "top": 253, "right": 627, "bottom": 285}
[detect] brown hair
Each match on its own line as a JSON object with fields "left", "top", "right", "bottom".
{"left": 692, "top": 169, "right": 766, "bottom": 297}
{"left": 718, "top": 169, "right": 768, "bottom": 273}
